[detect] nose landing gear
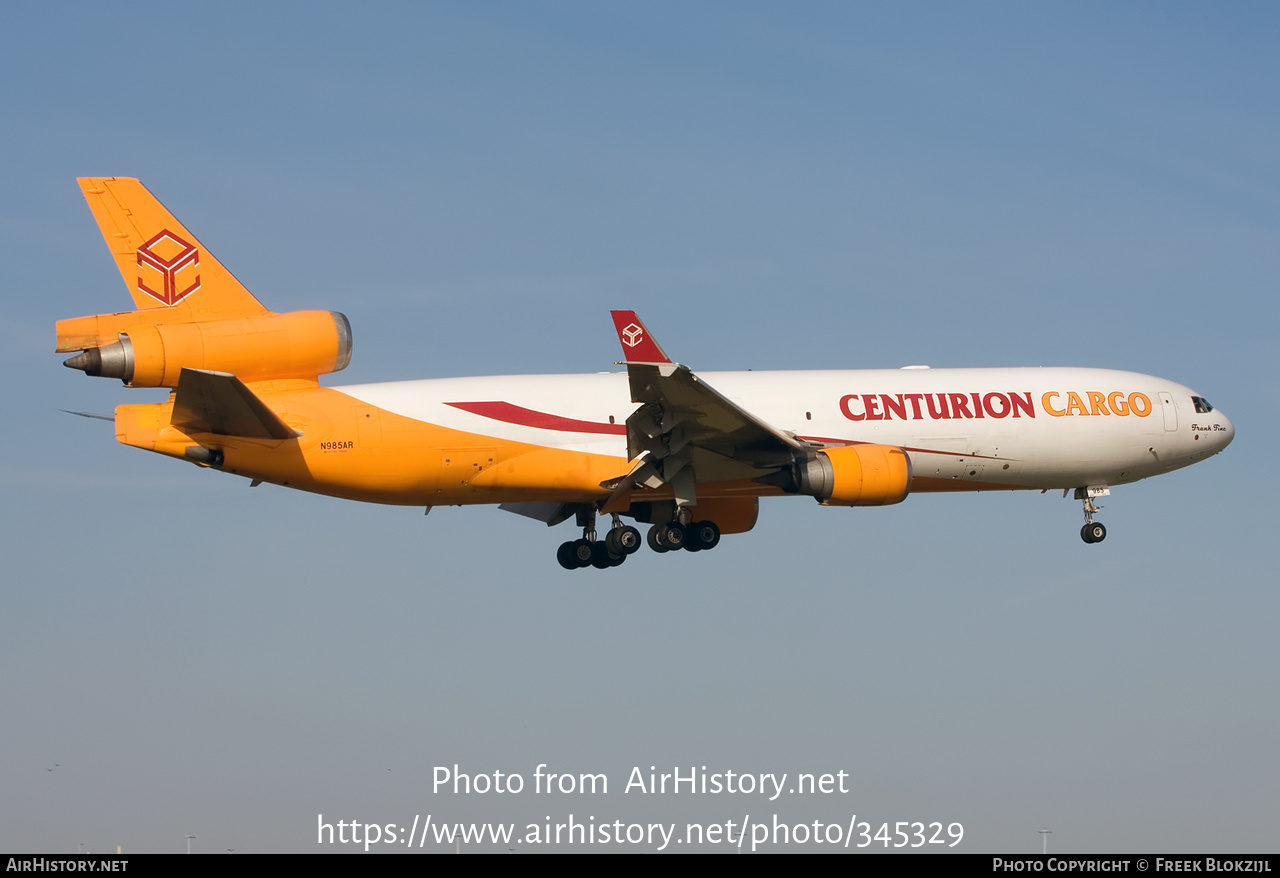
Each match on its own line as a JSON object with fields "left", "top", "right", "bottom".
{"left": 1074, "top": 486, "right": 1109, "bottom": 544}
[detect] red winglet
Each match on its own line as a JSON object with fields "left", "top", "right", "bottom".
{"left": 610, "top": 311, "right": 671, "bottom": 363}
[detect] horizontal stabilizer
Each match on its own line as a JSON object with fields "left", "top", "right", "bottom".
{"left": 60, "top": 409, "right": 114, "bottom": 422}
{"left": 172, "top": 368, "right": 298, "bottom": 440}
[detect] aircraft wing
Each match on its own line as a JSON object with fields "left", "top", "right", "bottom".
{"left": 609, "top": 311, "right": 812, "bottom": 505}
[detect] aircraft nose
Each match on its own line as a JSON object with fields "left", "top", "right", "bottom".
{"left": 1218, "top": 412, "right": 1235, "bottom": 450}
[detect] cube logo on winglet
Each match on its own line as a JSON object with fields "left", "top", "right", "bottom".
{"left": 610, "top": 309, "right": 670, "bottom": 363}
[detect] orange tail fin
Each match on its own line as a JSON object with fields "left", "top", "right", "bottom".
{"left": 77, "top": 177, "right": 267, "bottom": 318}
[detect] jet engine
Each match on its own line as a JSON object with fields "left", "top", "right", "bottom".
{"left": 771, "top": 444, "right": 912, "bottom": 506}
{"left": 60, "top": 310, "right": 352, "bottom": 386}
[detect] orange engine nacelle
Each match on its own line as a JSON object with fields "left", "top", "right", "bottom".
{"left": 684, "top": 497, "right": 760, "bottom": 534}
{"left": 59, "top": 310, "right": 352, "bottom": 386}
{"left": 626, "top": 497, "right": 760, "bottom": 534}
{"left": 785, "top": 444, "right": 912, "bottom": 507}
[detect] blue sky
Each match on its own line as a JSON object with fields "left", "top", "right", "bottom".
{"left": 2, "top": 2, "right": 1277, "bottom": 853}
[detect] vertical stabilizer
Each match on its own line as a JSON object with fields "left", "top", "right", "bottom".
{"left": 77, "top": 177, "right": 267, "bottom": 318}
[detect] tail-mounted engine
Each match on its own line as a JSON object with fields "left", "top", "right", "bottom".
{"left": 766, "top": 444, "right": 912, "bottom": 506}
{"left": 58, "top": 310, "right": 352, "bottom": 386}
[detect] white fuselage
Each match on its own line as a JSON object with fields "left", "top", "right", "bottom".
{"left": 336, "top": 366, "right": 1234, "bottom": 493}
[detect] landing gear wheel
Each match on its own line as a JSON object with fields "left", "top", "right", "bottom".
{"left": 647, "top": 524, "right": 670, "bottom": 553}
{"left": 657, "top": 521, "right": 686, "bottom": 551}
{"left": 557, "top": 541, "right": 579, "bottom": 570}
{"left": 571, "top": 538, "right": 595, "bottom": 567}
{"left": 591, "top": 540, "right": 621, "bottom": 569}
{"left": 1081, "top": 522, "right": 1107, "bottom": 544}
{"left": 609, "top": 525, "right": 642, "bottom": 555}
{"left": 685, "top": 520, "right": 721, "bottom": 552}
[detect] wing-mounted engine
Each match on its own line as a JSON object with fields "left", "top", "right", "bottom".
{"left": 767, "top": 444, "right": 912, "bottom": 506}
{"left": 58, "top": 309, "right": 352, "bottom": 386}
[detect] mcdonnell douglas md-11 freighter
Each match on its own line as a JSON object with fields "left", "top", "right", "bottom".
{"left": 58, "top": 178, "right": 1235, "bottom": 570}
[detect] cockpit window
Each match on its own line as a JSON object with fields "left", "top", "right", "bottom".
{"left": 1192, "top": 396, "right": 1214, "bottom": 414}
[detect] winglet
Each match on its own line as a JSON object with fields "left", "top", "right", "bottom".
{"left": 610, "top": 311, "right": 671, "bottom": 363}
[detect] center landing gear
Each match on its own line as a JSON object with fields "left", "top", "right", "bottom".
{"left": 556, "top": 511, "right": 641, "bottom": 570}
{"left": 1074, "top": 487, "right": 1108, "bottom": 544}
{"left": 647, "top": 518, "right": 721, "bottom": 554}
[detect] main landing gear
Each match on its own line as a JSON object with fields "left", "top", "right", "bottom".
{"left": 556, "top": 511, "right": 722, "bottom": 570}
{"left": 556, "top": 512, "right": 642, "bottom": 570}
{"left": 1074, "top": 487, "right": 1108, "bottom": 544}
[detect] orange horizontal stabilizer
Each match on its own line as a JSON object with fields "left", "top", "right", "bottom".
{"left": 172, "top": 368, "right": 298, "bottom": 440}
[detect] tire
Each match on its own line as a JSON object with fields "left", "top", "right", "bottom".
{"left": 687, "top": 520, "right": 721, "bottom": 551}
{"left": 557, "top": 541, "right": 579, "bottom": 570}
{"left": 572, "top": 538, "right": 595, "bottom": 567}
{"left": 660, "top": 521, "right": 686, "bottom": 551}
{"left": 616, "top": 525, "right": 642, "bottom": 554}
{"left": 647, "top": 525, "right": 670, "bottom": 553}
{"left": 590, "top": 540, "right": 614, "bottom": 569}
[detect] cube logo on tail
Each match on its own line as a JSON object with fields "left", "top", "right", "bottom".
{"left": 622, "top": 324, "right": 644, "bottom": 347}
{"left": 137, "top": 229, "right": 201, "bottom": 306}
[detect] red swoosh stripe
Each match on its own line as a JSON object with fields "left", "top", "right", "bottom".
{"left": 445, "top": 401, "right": 627, "bottom": 435}
{"left": 799, "top": 435, "right": 1008, "bottom": 460}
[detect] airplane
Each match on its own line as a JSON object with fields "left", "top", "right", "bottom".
{"left": 57, "top": 177, "right": 1235, "bottom": 570}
